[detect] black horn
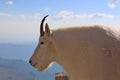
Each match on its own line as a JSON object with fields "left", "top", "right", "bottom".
{"left": 40, "top": 15, "right": 48, "bottom": 36}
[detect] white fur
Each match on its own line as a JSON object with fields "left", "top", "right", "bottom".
{"left": 30, "top": 25, "right": 120, "bottom": 80}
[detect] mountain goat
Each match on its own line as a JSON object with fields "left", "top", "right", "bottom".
{"left": 29, "top": 15, "right": 120, "bottom": 80}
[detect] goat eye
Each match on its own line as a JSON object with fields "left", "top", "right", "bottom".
{"left": 40, "top": 42, "right": 44, "bottom": 44}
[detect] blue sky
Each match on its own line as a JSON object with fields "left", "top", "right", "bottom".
{"left": 0, "top": 0, "right": 120, "bottom": 44}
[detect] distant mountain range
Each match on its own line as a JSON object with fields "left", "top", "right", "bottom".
{"left": 0, "top": 57, "right": 64, "bottom": 80}
{"left": 0, "top": 43, "right": 64, "bottom": 80}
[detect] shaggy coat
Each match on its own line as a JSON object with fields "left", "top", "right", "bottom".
{"left": 53, "top": 26, "right": 120, "bottom": 80}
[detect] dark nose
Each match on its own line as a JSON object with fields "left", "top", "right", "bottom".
{"left": 29, "top": 60, "right": 32, "bottom": 64}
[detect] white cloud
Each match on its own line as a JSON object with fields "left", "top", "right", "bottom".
{"left": 0, "top": 13, "right": 12, "bottom": 17}
{"left": 0, "top": 13, "right": 42, "bottom": 20}
{"left": 53, "top": 11, "right": 115, "bottom": 21}
{"left": 53, "top": 11, "right": 74, "bottom": 20}
{"left": 18, "top": 13, "right": 42, "bottom": 20}
{"left": 6, "top": 0, "right": 13, "bottom": 5}
{"left": 90, "top": 13, "right": 115, "bottom": 19}
{"left": 108, "top": 3, "right": 116, "bottom": 8}
{"left": 44, "top": 8, "right": 50, "bottom": 11}
{"left": 108, "top": 0, "right": 120, "bottom": 8}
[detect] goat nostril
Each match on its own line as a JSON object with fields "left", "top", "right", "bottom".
{"left": 29, "top": 60, "right": 32, "bottom": 64}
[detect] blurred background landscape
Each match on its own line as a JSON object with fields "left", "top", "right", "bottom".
{"left": 0, "top": 43, "right": 64, "bottom": 80}
{"left": 0, "top": 0, "right": 120, "bottom": 80}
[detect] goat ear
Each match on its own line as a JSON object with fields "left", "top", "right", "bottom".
{"left": 45, "top": 23, "right": 50, "bottom": 36}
